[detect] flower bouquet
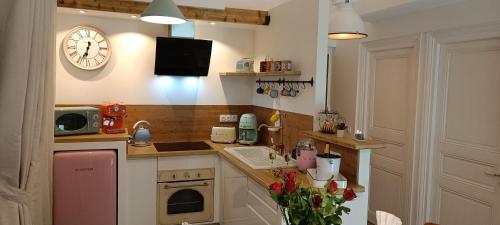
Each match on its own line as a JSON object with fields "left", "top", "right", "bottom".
{"left": 269, "top": 171, "right": 357, "bottom": 225}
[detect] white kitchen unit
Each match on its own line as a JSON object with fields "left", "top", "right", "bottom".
{"left": 54, "top": 135, "right": 128, "bottom": 225}
{"left": 126, "top": 157, "right": 157, "bottom": 225}
{"left": 221, "top": 160, "right": 283, "bottom": 225}
{"left": 221, "top": 154, "right": 371, "bottom": 225}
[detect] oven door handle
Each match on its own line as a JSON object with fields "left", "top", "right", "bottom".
{"left": 163, "top": 182, "right": 209, "bottom": 189}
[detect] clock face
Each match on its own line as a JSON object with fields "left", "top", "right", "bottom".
{"left": 63, "top": 25, "right": 111, "bottom": 70}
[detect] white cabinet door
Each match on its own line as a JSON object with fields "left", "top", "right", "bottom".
{"left": 221, "top": 160, "right": 256, "bottom": 225}
{"left": 430, "top": 29, "right": 500, "bottom": 225}
{"left": 223, "top": 177, "right": 254, "bottom": 225}
{"left": 246, "top": 179, "right": 282, "bottom": 225}
{"left": 126, "top": 158, "right": 157, "bottom": 225}
{"left": 359, "top": 36, "right": 419, "bottom": 224}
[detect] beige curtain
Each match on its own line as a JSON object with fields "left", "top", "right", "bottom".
{"left": 0, "top": 0, "right": 55, "bottom": 225}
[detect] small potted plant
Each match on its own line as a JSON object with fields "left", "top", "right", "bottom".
{"left": 269, "top": 171, "right": 357, "bottom": 225}
{"left": 336, "top": 123, "right": 347, "bottom": 138}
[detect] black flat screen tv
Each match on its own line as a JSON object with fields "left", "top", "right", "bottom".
{"left": 154, "top": 37, "right": 213, "bottom": 76}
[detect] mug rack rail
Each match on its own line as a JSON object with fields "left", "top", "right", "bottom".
{"left": 255, "top": 77, "right": 314, "bottom": 87}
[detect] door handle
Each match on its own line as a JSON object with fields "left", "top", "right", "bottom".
{"left": 485, "top": 172, "right": 500, "bottom": 177}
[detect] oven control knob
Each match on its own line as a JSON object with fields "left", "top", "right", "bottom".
{"left": 172, "top": 174, "right": 176, "bottom": 180}
{"left": 92, "top": 122, "right": 99, "bottom": 128}
{"left": 196, "top": 173, "right": 201, "bottom": 178}
{"left": 184, "top": 172, "right": 190, "bottom": 179}
{"left": 93, "top": 114, "right": 99, "bottom": 120}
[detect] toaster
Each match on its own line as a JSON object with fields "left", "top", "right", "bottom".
{"left": 211, "top": 127, "right": 237, "bottom": 144}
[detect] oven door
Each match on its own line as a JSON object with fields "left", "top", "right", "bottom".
{"left": 157, "top": 180, "right": 213, "bottom": 225}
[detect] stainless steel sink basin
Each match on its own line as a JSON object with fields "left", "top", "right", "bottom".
{"left": 224, "top": 146, "right": 296, "bottom": 170}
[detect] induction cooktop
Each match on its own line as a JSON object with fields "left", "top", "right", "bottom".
{"left": 153, "top": 141, "right": 213, "bottom": 152}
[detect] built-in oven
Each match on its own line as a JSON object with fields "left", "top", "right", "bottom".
{"left": 157, "top": 168, "right": 214, "bottom": 225}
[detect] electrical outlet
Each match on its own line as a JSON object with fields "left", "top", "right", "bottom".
{"left": 228, "top": 115, "right": 239, "bottom": 122}
{"left": 219, "top": 114, "right": 239, "bottom": 123}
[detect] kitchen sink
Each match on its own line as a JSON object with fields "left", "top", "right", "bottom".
{"left": 224, "top": 146, "right": 296, "bottom": 170}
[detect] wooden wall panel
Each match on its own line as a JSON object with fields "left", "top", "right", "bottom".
{"left": 252, "top": 106, "right": 314, "bottom": 151}
{"left": 56, "top": 104, "right": 313, "bottom": 148}
{"left": 125, "top": 105, "right": 252, "bottom": 142}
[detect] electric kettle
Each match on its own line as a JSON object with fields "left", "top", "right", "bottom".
{"left": 131, "top": 120, "right": 152, "bottom": 147}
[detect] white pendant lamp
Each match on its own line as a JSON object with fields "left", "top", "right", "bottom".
{"left": 141, "top": 0, "right": 187, "bottom": 25}
{"left": 328, "top": 0, "right": 367, "bottom": 40}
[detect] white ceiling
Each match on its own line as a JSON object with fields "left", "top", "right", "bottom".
{"left": 354, "top": 0, "right": 467, "bottom": 22}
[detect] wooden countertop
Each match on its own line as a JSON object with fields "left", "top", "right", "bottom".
{"left": 54, "top": 129, "right": 130, "bottom": 143}
{"left": 303, "top": 131, "right": 385, "bottom": 150}
{"left": 127, "top": 141, "right": 365, "bottom": 194}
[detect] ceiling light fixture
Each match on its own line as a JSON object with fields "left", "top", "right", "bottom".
{"left": 131, "top": 15, "right": 137, "bottom": 19}
{"left": 79, "top": 10, "right": 86, "bottom": 14}
{"left": 141, "top": 0, "right": 187, "bottom": 25}
{"left": 210, "top": 22, "right": 216, "bottom": 25}
{"left": 328, "top": 0, "right": 367, "bottom": 40}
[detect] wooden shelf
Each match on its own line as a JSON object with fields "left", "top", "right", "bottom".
{"left": 219, "top": 71, "right": 301, "bottom": 77}
{"left": 303, "top": 131, "right": 385, "bottom": 150}
{"left": 55, "top": 129, "right": 129, "bottom": 143}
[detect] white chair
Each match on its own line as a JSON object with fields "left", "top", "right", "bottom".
{"left": 376, "top": 211, "right": 402, "bottom": 225}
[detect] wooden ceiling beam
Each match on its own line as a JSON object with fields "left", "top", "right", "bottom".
{"left": 57, "top": 0, "right": 271, "bottom": 26}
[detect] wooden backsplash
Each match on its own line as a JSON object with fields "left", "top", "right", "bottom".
{"left": 57, "top": 104, "right": 314, "bottom": 150}
{"left": 125, "top": 105, "right": 252, "bottom": 142}
{"left": 253, "top": 106, "right": 314, "bottom": 150}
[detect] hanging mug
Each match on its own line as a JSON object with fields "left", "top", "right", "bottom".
{"left": 270, "top": 89, "right": 279, "bottom": 98}
{"left": 289, "top": 84, "right": 298, "bottom": 97}
{"left": 256, "top": 84, "right": 264, "bottom": 94}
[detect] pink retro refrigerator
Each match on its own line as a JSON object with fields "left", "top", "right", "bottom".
{"left": 53, "top": 150, "right": 116, "bottom": 225}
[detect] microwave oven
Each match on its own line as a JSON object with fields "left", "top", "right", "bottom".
{"left": 54, "top": 107, "right": 101, "bottom": 136}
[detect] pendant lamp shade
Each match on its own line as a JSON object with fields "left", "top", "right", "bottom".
{"left": 328, "top": 1, "right": 367, "bottom": 40}
{"left": 141, "top": 0, "right": 187, "bottom": 25}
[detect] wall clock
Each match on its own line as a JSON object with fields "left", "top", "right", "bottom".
{"left": 63, "top": 25, "right": 111, "bottom": 70}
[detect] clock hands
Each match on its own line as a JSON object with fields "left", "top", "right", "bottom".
{"left": 82, "top": 41, "right": 91, "bottom": 59}
{"left": 78, "top": 41, "right": 91, "bottom": 65}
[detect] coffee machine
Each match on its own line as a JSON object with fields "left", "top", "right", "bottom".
{"left": 101, "top": 103, "right": 127, "bottom": 134}
{"left": 239, "top": 113, "right": 257, "bottom": 145}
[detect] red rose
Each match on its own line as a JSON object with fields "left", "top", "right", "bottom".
{"left": 269, "top": 182, "right": 283, "bottom": 196}
{"left": 327, "top": 181, "right": 338, "bottom": 193}
{"left": 285, "top": 171, "right": 297, "bottom": 183}
{"left": 312, "top": 195, "right": 322, "bottom": 208}
{"left": 285, "top": 179, "right": 297, "bottom": 193}
{"left": 343, "top": 188, "right": 357, "bottom": 201}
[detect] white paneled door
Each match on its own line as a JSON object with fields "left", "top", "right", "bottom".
{"left": 431, "top": 28, "right": 500, "bottom": 225}
{"left": 358, "top": 36, "right": 419, "bottom": 224}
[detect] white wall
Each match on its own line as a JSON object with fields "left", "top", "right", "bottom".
{"left": 252, "top": 0, "right": 328, "bottom": 116}
{"left": 332, "top": 0, "right": 500, "bottom": 128}
{"left": 55, "top": 12, "right": 255, "bottom": 105}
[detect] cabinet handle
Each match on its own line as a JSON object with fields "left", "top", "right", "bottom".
{"left": 485, "top": 172, "right": 500, "bottom": 177}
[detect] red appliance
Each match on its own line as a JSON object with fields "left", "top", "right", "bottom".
{"left": 53, "top": 150, "right": 117, "bottom": 225}
{"left": 101, "top": 103, "right": 127, "bottom": 134}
